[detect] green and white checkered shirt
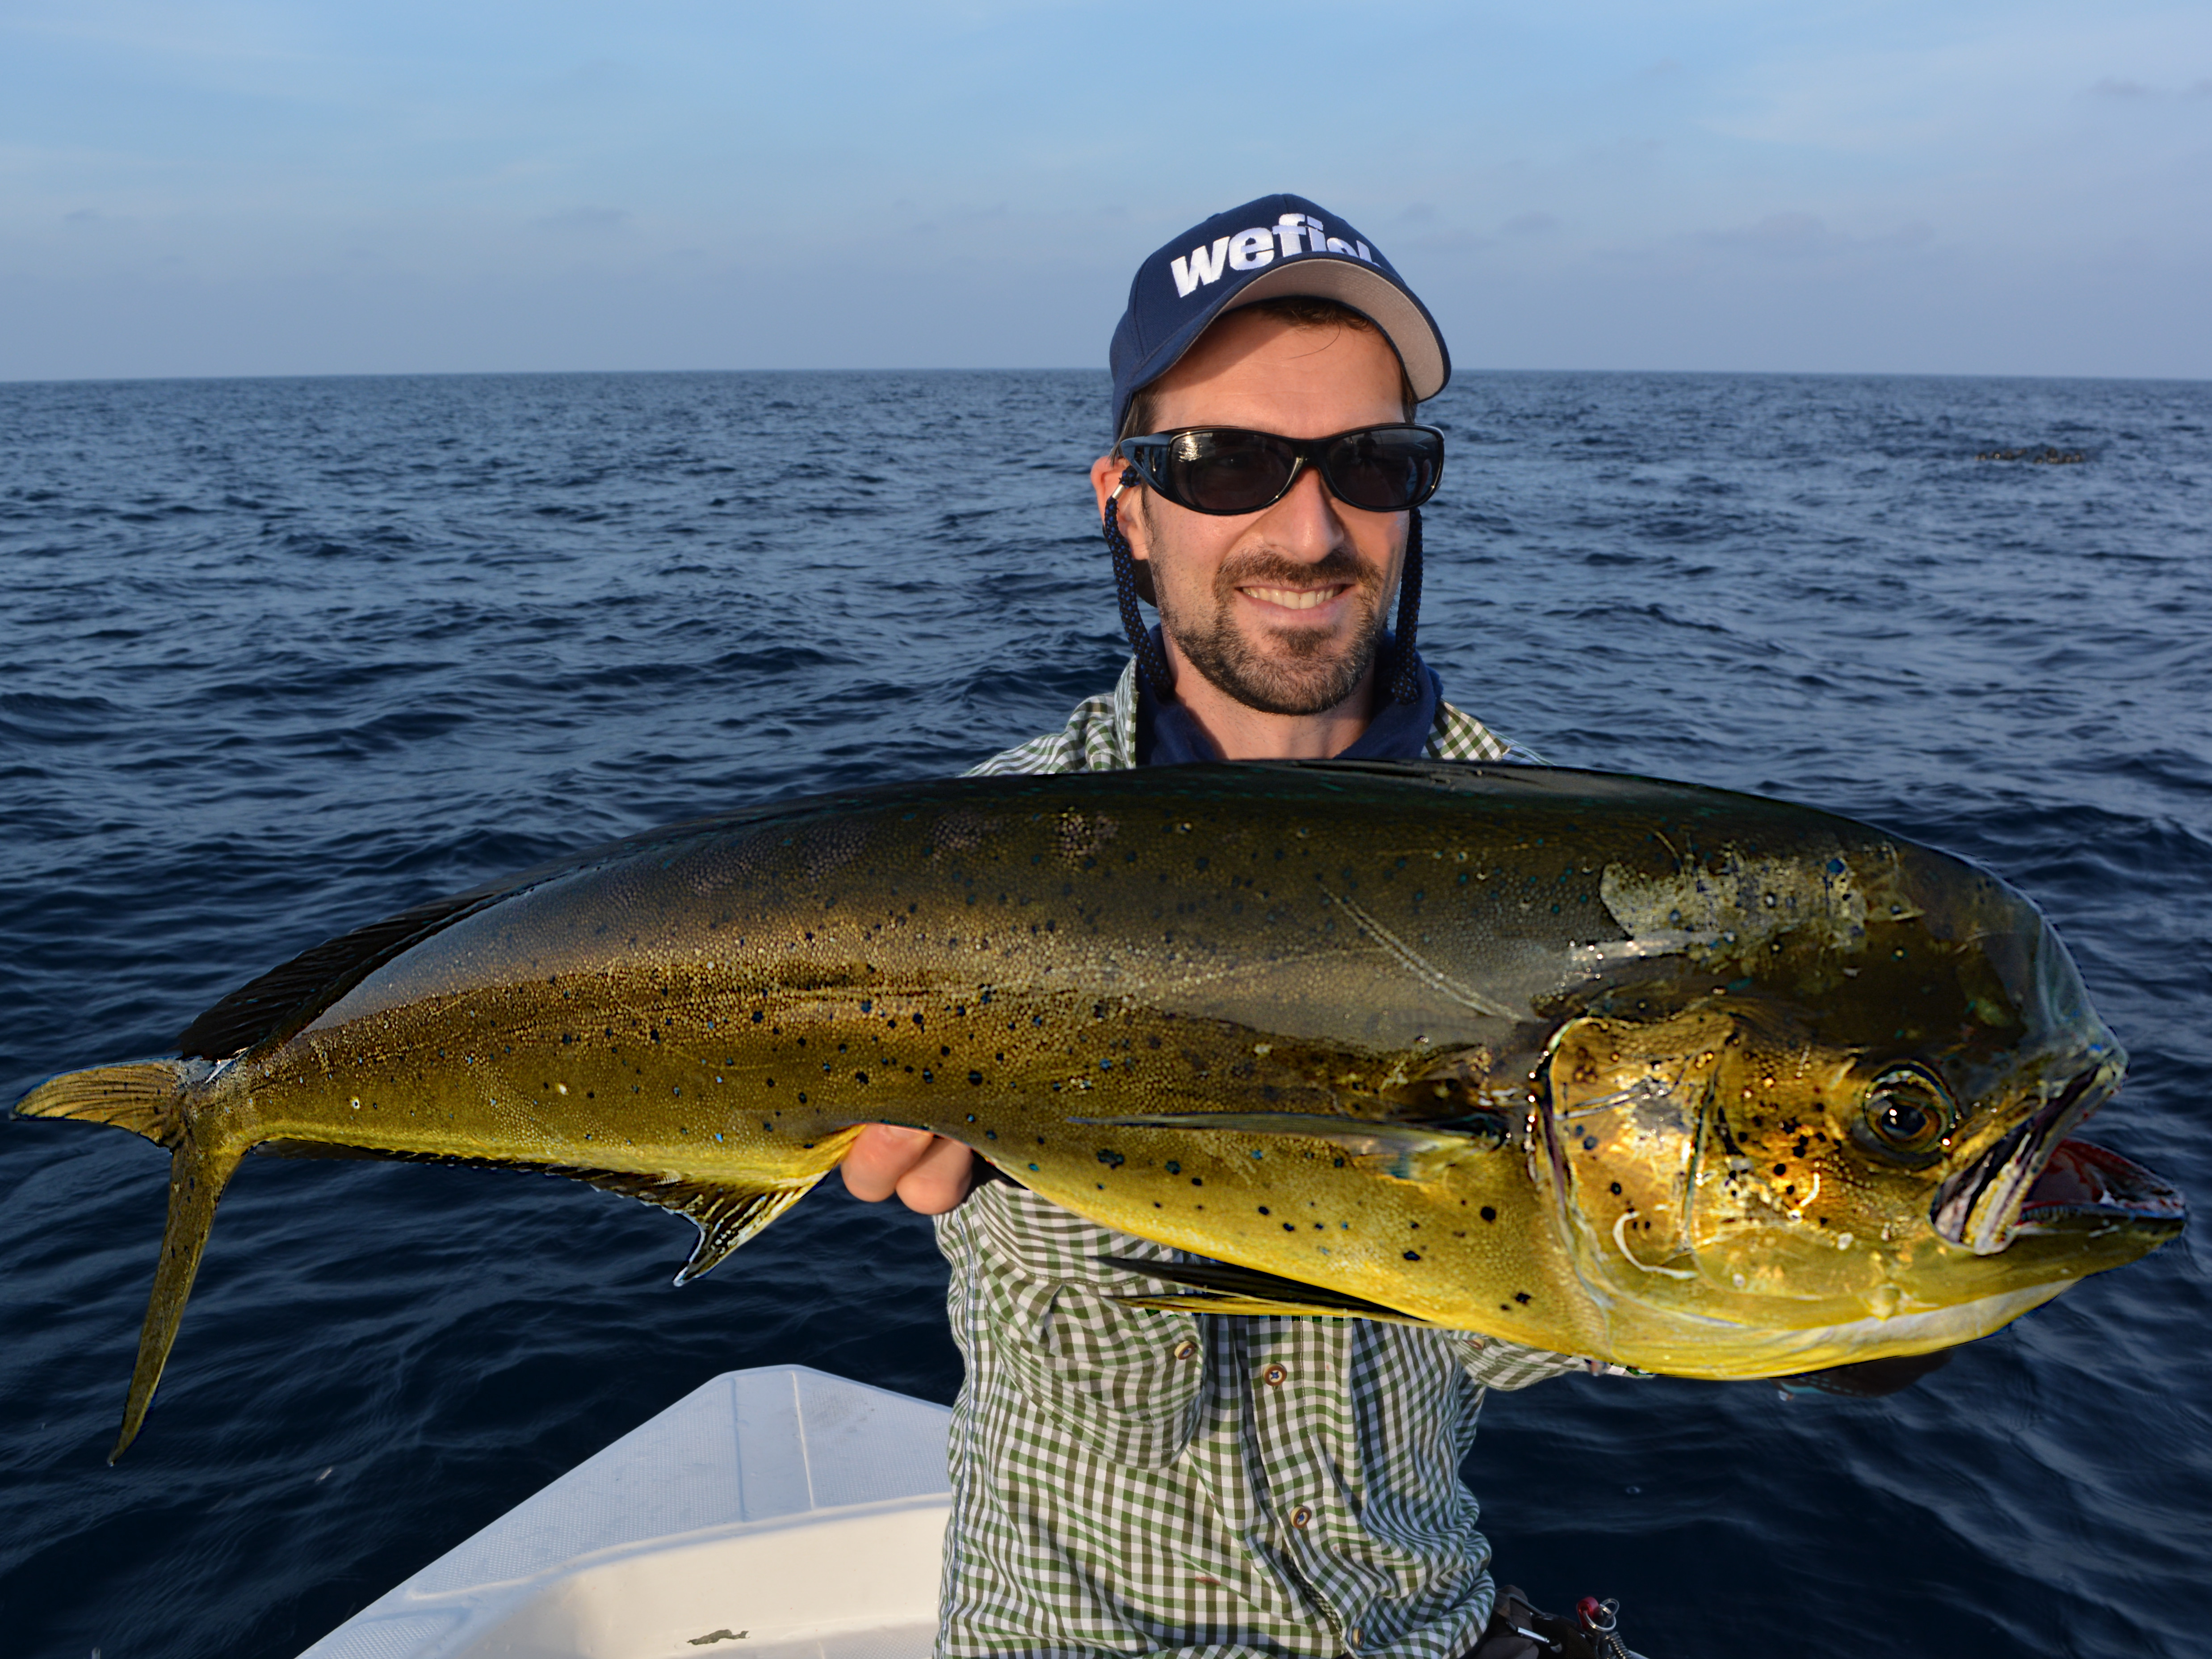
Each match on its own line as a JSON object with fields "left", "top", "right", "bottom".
{"left": 936, "top": 659, "right": 1589, "bottom": 1659}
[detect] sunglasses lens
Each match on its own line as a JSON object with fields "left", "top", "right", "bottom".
{"left": 1322, "top": 428, "right": 1443, "bottom": 512}
{"left": 1159, "top": 430, "right": 1297, "bottom": 514}
{"left": 1129, "top": 426, "right": 1444, "bottom": 514}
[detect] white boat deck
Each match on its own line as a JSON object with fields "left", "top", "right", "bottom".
{"left": 301, "top": 1366, "right": 952, "bottom": 1659}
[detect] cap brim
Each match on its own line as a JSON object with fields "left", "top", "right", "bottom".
{"left": 1218, "top": 258, "right": 1448, "bottom": 402}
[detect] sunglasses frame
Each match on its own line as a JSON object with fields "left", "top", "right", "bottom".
{"left": 1116, "top": 423, "right": 1446, "bottom": 517}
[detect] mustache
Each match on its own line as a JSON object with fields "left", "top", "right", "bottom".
{"left": 1214, "top": 544, "right": 1381, "bottom": 599}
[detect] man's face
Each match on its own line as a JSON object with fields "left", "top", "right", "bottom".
{"left": 1096, "top": 310, "right": 1410, "bottom": 718}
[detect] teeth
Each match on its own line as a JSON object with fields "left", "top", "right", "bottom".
{"left": 1244, "top": 586, "right": 1337, "bottom": 611}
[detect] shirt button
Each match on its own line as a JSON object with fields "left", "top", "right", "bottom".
{"left": 1290, "top": 1504, "right": 1313, "bottom": 1529}
{"left": 1172, "top": 1339, "right": 1198, "bottom": 1361}
{"left": 1263, "top": 1363, "right": 1288, "bottom": 1386}
{"left": 1347, "top": 1627, "right": 1363, "bottom": 1649}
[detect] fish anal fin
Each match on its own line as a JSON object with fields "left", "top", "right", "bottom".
{"left": 250, "top": 1144, "right": 823, "bottom": 1284}
{"left": 1097, "top": 1253, "right": 1432, "bottom": 1325}
{"left": 253, "top": 1138, "right": 395, "bottom": 1160}
{"left": 565, "top": 1169, "right": 823, "bottom": 1284}
{"left": 14, "top": 1061, "right": 185, "bottom": 1147}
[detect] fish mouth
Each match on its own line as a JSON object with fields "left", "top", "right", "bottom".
{"left": 1931, "top": 1064, "right": 2183, "bottom": 1254}
{"left": 2012, "top": 1138, "right": 2187, "bottom": 1237}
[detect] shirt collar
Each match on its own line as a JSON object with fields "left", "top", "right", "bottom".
{"left": 1133, "top": 626, "right": 1438, "bottom": 766}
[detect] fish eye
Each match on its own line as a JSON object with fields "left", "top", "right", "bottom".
{"left": 1858, "top": 1065, "right": 1955, "bottom": 1163}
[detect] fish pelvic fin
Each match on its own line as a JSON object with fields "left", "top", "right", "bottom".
{"left": 13, "top": 1060, "right": 187, "bottom": 1145}
{"left": 1777, "top": 1348, "right": 1955, "bottom": 1399}
{"left": 115, "top": 1117, "right": 248, "bottom": 1462}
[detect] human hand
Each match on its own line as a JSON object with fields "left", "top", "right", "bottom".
{"left": 841, "top": 1125, "right": 979, "bottom": 1214}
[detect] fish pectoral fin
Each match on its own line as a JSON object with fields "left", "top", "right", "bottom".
{"left": 567, "top": 1170, "right": 824, "bottom": 1285}
{"left": 1097, "top": 1254, "right": 1432, "bottom": 1324}
{"left": 1115, "top": 1291, "right": 1439, "bottom": 1325}
{"left": 1071, "top": 1113, "right": 1477, "bottom": 1180}
{"left": 1112, "top": 1291, "right": 1339, "bottom": 1319}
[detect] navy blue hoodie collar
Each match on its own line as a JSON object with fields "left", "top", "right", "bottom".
{"left": 1135, "top": 627, "right": 1438, "bottom": 766}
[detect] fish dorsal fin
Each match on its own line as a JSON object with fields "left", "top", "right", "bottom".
{"left": 177, "top": 885, "right": 512, "bottom": 1061}
{"left": 175, "top": 800, "right": 816, "bottom": 1063}
{"left": 250, "top": 1139, "right": 819, "bottom": 1285}
{"left": 1098, "top": 1253, "right": 1431, "bottom": 1324}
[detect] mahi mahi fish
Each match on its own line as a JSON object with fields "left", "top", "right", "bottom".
{"left": 16, "top": 761, "right": 2185, "bottom": 1459}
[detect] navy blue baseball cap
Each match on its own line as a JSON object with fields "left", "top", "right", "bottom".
{"left": 1108, "top": 193, "right": 1449, "bottom": 438}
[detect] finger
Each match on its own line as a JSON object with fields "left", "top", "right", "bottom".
{"left": 841, "top": 1124, "right": 936, "bottom": 1202}
{"left": 894, "top": 1135, "right": 981, "bottom": 1216}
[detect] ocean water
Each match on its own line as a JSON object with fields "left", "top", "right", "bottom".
{"left": 1, "top": 368, "right": 2207, "bottom": 1659}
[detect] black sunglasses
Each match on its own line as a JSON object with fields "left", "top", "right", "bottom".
{"left": 1117, "top": 424, "right": 1445, "bottom": 516}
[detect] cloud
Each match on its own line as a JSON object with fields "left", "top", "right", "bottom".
{"left": 532, "top": 206, "right": 631, "bottom": 234}
{"left": 532, "top": 56, "right": 638, "bottom": 105}
{"left": 1687, "top": 213, "right": 1935, "bottom": 260}
{"left": 1699, "top": 211, "right": 1831, "bottom": 256}
{"left": 2087, "top": 74, "right": 2212, "bottom": 99}
{"left": 1, "top": 0, "right": 2206, "bottom": 379}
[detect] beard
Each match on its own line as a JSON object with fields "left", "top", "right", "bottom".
{"left": 1155, "top": 539, "right": 1391, "bottom": 718}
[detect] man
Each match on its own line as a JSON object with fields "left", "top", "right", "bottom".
{"left": 846, "top": 196, "right": 1598, "bottom": 1659}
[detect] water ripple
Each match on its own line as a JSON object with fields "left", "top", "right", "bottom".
{"left": 1, "top": 368, "right": 2206, "bottom": 1658}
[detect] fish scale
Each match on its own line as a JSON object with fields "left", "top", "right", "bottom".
{"left": 13, "top": 760, "right": 2184, "bottom": 1459}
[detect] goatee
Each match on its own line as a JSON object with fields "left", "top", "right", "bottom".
{"left": 1160, "top": 544, "right": 1389, "bottom": 718}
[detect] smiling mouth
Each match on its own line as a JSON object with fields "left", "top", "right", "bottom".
{"left": 1931, "top": 1062, "right": 2184, "bottom": 1254}
{"left": 1242, "top": 584, "right": 1347, "bottom": 612}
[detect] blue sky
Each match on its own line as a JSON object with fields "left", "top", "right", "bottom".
{"left": 2, "top": 1, "right": 2207, "bottom": 380}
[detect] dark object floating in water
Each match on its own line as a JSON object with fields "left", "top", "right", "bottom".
{"left": 1976, "top": 447, "right": 2087, "bottom": 464}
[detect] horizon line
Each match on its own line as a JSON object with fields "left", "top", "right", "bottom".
{"left": 5, "top": 364, "right": 2208, "bottom": 391}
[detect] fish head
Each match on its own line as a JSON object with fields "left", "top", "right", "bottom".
{"left": 1540, "top": 835, "right": 2183, "bottom": 1369}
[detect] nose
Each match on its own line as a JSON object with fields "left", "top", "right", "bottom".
{"left": 1257, "top": 461, "right": 1349, "bottom": 559}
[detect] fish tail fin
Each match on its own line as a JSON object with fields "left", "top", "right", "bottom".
{"left": 15, "top": 1059, "right": 243, "bottom": 1462}
{"left": 110, "top": 1122, "right": 248, "bottom": 1462}
{"left": 13, "top": 1060, "right": 189, "bottom": 1143}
